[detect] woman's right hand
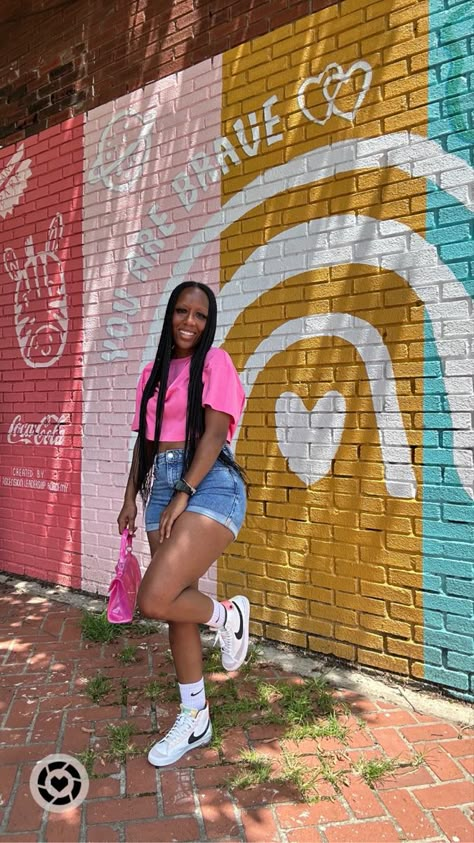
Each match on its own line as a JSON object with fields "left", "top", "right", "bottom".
{"left": 117, "top": 499, "right": 137, "bottom": 535}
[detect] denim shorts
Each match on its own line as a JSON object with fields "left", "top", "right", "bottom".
{"left": 145, "top": 447, "right": 246, "bottom": 540}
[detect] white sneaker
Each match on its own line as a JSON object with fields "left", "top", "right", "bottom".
{"left": 147, "top": 704, "right": 212, "bottom": 767}
{"left": 216, "top": 595, "right": 250, "bottom": 671}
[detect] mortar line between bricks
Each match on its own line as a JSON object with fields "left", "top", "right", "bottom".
{"left": 119, "top": 763, "right": 126, "bottom": 798}
{"left": 418, "top": 743, "right": 470, "bottom": 784}
{"left": 68, "top": 656, "right": 80, "bottom": 694}
{"left": 118, "top": 819, "right": 126, "bottom": 843}
{"left": 0, "top": 762, "right": 22, "bottom": 835}
{"left": 79, "top": 792, "right": 88, "bottom": 843}
{"left": 26, "top": 691, "right": 43, "bottom": 744}
{"left": 154, "top": 766, "right": 165, "bottom": 818}
{"left": 374, "top": 722, "right": 416, "bottom": 754}
{"left": 225, "top": 778, "right": 246, "bottom": 843}
{"left": 38, "top": 803, "right": 49, "bottom": 840}
{"left": 1, "top": 636, "right": 16, "bottom": 667}
{"left": 269, "top": 801, "right": 287, "bottom": 843}
{"left": 408, "top": 776, "right": 471, "bottom": 823}
{"left": 187, "top": 769, "right": 206, "bottom": 841}
{"left": 56, "top": 707, "right": 69, "bottom": 754}
{"left": 0, "top": 686, "right": 17, "bottom": 730}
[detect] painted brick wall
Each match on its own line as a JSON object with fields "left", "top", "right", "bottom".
{"left": 0, "top": 0, "right": 472, "bottom": 699}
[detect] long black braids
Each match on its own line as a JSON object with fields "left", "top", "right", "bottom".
{"left": 136, "top": 281, "right": 246, "bottom": 506}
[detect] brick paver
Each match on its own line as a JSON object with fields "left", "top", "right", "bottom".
{"left": 0, "top": 581, "right": 473, "bottom": 842}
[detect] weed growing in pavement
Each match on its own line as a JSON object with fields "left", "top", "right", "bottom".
{"left": 229, "top": 746, "right": 350, "bottom": 803}
{"left": 118, "top": 644, "right": 139, "bottom": 664}
{"left": 206, "top": 678, "right": 257, "bottom": 749}
{"left": 74, "top": 628, "right": 430, "bottom": 800}
{"left": 81, "top": 610, "right": 161, "bottom": 645}
{"left": 239, "top": 644, "right": 264, "bottom": 677}
{"left": 409, "top": 748, "right": 430, "bottom": 768}
{"left": 228, "top": 749, "right": 273, "bottom": 789}
{"left": 85, "top": 673, "right": 113, "bottom": 703}
{"left": 126, "top": 619, "right": 162, "bottom": 636}
{"left": 202, "top": 647, "right": 222, "bottom": 673}
{"left": 106, "top": 723, "right": 139, "bottom": 763}
{"left": 143, "top": 680, "right": 162, "bottom": 702}
{"left": 76, "top": 748, "right": 100, "bottom": 778}
{"left": 81, "top": 610, "right": 122, "bottom": 643}
{"left": 287, "top": 711, "right": 350, "bottom": 743}
{"left": 279, "top": 749, "right": 323, "bottom": 801}
{"left": 255, "top": 676, "right": 344, "bottom": 735}
{"left": 354, "top": 755, "right": 399, "bottom": 787}
{"left": 313, "top": 751, "right": 351, "bottom": 792}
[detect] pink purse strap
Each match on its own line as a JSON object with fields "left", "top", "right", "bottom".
{"left": 117, "top": 528, "right": 133, "bottom": 573}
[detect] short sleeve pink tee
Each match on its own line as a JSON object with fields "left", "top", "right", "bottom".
{"left": 131, "top": 347, "right": 245, "bottom": 443}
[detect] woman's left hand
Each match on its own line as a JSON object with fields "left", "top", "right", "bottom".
{"left": 159, "top": 493, "right": 189, "bottom": 543}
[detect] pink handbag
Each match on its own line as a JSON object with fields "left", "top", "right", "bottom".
{"left": 107, "top": 529, "right": 142, "bottom": 624}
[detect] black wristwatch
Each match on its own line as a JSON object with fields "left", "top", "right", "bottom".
{"left": 174, "top": 478, "right": 197, "bottom": 497}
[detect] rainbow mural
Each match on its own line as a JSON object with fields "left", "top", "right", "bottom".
{"left": 0, "top": 0, "right": 472, "bottom": 697}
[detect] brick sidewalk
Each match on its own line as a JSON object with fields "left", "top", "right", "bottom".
{"left": 0, "top": 581, "right": 473, "bottom": 843}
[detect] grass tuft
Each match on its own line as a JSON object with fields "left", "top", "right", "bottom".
{"left": 228, "top": 749, "right": 272, "bottom": 789}
{"left": 118, "top": 644, "right": 139, "bottom": 664}
{"left": 81, "top": 610, "right": 121, "bottom": 643}
{"left": 76, "top": 748, "right": 99, "bottom": 778}
{"left": 354, "top": 755, "right": 399, "bottom": 787}
{"left": 287, "top": 712, "right": 349, "bottom": 743}
{"left": 84, "top": 673, "right": 113, "bottom": 703}
{"left": 106, "top": 722, "right": 138, "bottom": 763}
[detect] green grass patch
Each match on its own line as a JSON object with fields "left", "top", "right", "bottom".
{"left": 76, "top": 748, "right": 99, "bottom": 778}
{"left": 81, "top": 610, "right": 122, "bottom": 644}
{"left": 106, "top": 723, "right": 139, "bottom": 763}
{"left": 354, "top": 755, "right": 399, "bottom": 787}
{"left": 255, "top": 675, "right": 341, "bottom": 731}
{"left": 207, "top": 678, "right": 257, "bottom": 748}
{"left": 287, "top": 712, "right": 350, "bottom": 743}
{"left": 143, "top": 680, "right": 162, "bottom": 702}
{"left": 202, "top": 647, "right": 222, "bottom": 674}
{"left": 118, "top": 644, "right": 139, "bottom": 664}
{"left": 228, "top": 749, "right": 272, "bottom": 789}
{"left": 84, "top": 673, "right": 113, "bottom": 703}
{"left": 81, "top": 611, "right": 162, "bottom": 645}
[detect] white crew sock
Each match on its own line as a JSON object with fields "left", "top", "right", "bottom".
{"left": 178, "top": 678, "right": 206, "bottom": 710}
{"left": 206, "top": 598, "right": 229, "bottom": 629}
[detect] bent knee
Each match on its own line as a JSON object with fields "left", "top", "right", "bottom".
{"left": 137, "top": 586, "right": 169, "bottom": 620}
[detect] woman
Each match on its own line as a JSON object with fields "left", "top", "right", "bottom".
{"left": 117, "top": 281, "right": 249, "bottom": 767}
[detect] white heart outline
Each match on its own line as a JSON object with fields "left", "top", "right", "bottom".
{"left": 297, "top": 60, "right": 373, "bottom": 126}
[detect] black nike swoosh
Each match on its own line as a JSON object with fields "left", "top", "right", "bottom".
{"left": 188, "top": 722, "right": 211, "bottom": 744}
{"left": 234, "top": 602, "right": 244, "bottom": 641}
{"left": 190, "top": 690, "right": 202, "bottom": 697}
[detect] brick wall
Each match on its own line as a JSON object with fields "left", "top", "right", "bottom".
{"left": 0, "top": 0, "right": 335, "bottom": 147}
{"left": 0, "top": 0, "right": 472, "bottom": 699}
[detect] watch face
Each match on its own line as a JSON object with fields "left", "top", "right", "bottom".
{"left": 175, "top": 479, "right": 193, "bottom": 495}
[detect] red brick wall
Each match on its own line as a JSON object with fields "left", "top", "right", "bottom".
{"left": 0, "top": 0, "right": 338, "bottom": 147}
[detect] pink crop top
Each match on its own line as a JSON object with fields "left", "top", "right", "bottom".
{"left": 131, "top": 347, "right": 245, "bottom": 443}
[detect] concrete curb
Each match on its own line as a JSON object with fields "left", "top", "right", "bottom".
{"left": 1, "top": 571, "right": 472, "bottom": 728}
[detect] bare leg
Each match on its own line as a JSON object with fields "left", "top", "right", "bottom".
{"left": 144, "top": 512, "right": 232, "bottom": 683}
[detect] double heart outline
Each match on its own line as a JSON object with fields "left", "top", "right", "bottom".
{"left": 297, "top": 60, "right": 373, "bottom": 126}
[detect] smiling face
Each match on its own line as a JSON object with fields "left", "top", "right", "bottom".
{"left": 171, "top": 287, "right": 209, "bottom": 357}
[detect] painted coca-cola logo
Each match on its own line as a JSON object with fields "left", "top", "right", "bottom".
{"left": 7, "top": 414, "right": 70, "bottom": 446}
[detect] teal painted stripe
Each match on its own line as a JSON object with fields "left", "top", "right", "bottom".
{"left": 424, "top": 0, "right": 474, "bottom": 699}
